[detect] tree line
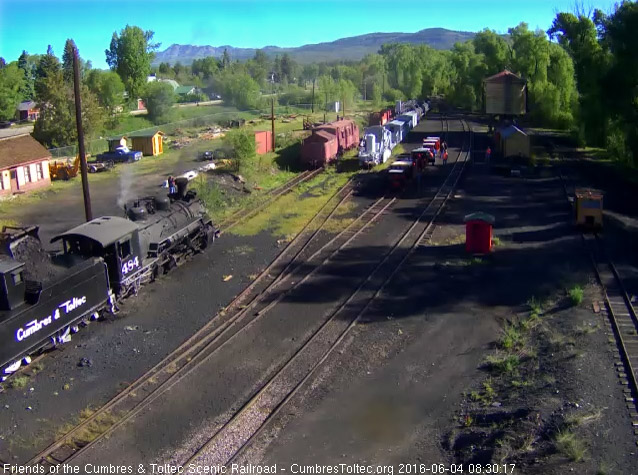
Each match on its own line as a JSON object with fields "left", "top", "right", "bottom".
{"left": 0, "top": 3, "right": 636, "bottom": 163}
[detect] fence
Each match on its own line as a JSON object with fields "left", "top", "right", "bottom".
{"left": 47, "top": 104, "right": 317, "bottom": 159}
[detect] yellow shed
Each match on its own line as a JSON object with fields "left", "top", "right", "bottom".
{"left": 129, "top": 130, "right": 164, "bottom": 156}
{"left": 497, "top": 125, "right": 530, "bottom": 159}
{"left": 575, "top": 188, "right": 603, "bottom": 229}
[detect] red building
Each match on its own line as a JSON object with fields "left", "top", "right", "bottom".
{"left": 254, "top": 130, "right": 273, "bottom": 155}
{"left": 16, "top": 101, "right": 40, "bottom": 122}
{"left": 0, "top": 135, "right": 52, "bottom": 196}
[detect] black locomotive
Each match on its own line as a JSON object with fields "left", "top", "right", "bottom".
{"left": 0, "top": 178, "right": 219, "bottom": 379}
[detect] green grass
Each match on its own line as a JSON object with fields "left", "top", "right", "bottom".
{"left": 485, "top": 354, "right": 521, "bottom": 374}
{"left": 229, "top": 170, "right": 353, "bottom": 240}
{"left": 527, "top": 296, "right": 544, "bottom": 315}
{"left": 568, "top": 285, "right": 584, "bottom": 306}
{"left": 6, "top": 375, "right": 30, "bottom": 389}
{"left": 499, "top": 323, "right": 525, "bottom": 351}
{"left": 554, "top": 430, "right": 587, "bottom": 462}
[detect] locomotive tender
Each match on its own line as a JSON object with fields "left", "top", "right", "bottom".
{"left": 0, "top": 178, "right": 219, "bottom": 379}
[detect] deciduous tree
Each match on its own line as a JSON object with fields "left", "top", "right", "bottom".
{"left": 140, "top": 81, "right": 175, "bottom": 124}
{"left": 106, "top": 25, "right": 159, "bottom": 100}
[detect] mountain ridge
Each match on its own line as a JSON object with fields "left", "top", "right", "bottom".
{"left": 153, "top": 28, "right": 476, "bottom": 65}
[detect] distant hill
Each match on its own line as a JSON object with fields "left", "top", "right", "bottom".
{"left": 153, "top": 28, "right": 476, "bottom": 65}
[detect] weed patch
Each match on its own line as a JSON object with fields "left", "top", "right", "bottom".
{"left": 7, "top": 375, "right": 29, "bottom": 389}
{"left": 568, "top": 285, "right": 584, "bottom": 306}
{"left": 555, "top": 429, "right": 587, "bottom": 462}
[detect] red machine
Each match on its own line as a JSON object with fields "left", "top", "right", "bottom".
{"left": 424, "top": 136, "right": 441, "bottom": 151}
{"left": 388, "top": 160, "right": 415, "bottom": 189}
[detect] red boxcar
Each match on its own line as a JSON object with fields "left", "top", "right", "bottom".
{"left": 369, "top": 108, "right": 393, "bottom": 126}
{"left": 315, "top": 119, "right": 360, "bottom": 151}
{"left": 301, "top": 130, "right": 338, "bottom": 168}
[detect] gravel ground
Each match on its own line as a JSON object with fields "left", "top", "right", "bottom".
{"left": 61, "top": 118, "right": 456, "bottom": 467}
{"left": 233, "top": 122, "right": 637, "bottom": 474}
{"left": 0, "top": 164, "right": 384, "bottom": 463}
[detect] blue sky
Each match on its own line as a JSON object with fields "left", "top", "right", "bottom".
{"left": 0, "top": 0, "right": 620, "bottom": 69}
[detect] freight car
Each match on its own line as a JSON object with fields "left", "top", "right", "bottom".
{"left": 358, "top": 126, "right": 393, "bottom": 167}
{"left": 301, "top": 119, "right": 359, "bottom": 168}
{"left": 0, "top": 178, "right": 219, "bottom": 379}
{"left": 369, "top": 108, "right": 394, "bottom": 126}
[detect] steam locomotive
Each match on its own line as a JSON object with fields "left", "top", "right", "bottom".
{"left": 0, "top": 178, "right": 219, "bottom": 379}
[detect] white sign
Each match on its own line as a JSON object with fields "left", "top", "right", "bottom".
{"left": 16, "top": 296, "right": 87, "bottom": 342}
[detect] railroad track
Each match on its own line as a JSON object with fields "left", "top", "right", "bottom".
{"left": 28, "top": 116, "right": 457, "bottom": 468}
{"left": 220, "top": 168, "right": 323, "bottom": 232}
{"left": 559, "top": 171, "right": 638, "bottom": 437}
{"left": 1, "top": 168, "right": 324, "bottom": 388}
{"left": 182, "top": 118, "right": 472, "bottom": 467}
{"left": 27, "top": 167, "right": 400, "bottom": 468}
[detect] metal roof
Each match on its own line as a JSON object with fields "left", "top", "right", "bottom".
{"left": 17, "top": 100, "right": 37, "bottom": 111}
{"left": 51, "top": 216, "right": 139, "bottom": 247}
{"left": 175, "top": 86, "right": 195, "bottom": 95}
{"left": 0, "top": 254, "right": 23, "bottom": 274}
{"left": 499, "top": 125, "right": 527, "bottom": 139}
{"left": 128, "top": 130, "right": 164, "bottom": 138}
{"left": 484, "top": 70, "right": 525, "bottom": 83}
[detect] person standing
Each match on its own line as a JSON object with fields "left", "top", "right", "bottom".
{"left": 168, "top": 176, "right": 176, "bottom": 194}
{"left": 486, "top": 146, "right": 492, "bottom": 163}
{"left": 443, "top": 149, "right": 449, "bottom": 164}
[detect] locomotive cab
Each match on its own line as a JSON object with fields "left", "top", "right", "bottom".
{"left": 52, "top": 217, "right": 143, "bottom": 294}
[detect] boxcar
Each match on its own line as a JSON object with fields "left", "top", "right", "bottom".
{"left": 315, "top": 119, "right": 359, "bottom": 151}
{"left": 301, "top": 130, "right": 338, "bottom": 168}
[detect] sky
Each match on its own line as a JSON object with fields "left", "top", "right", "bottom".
{"left": 0, "top": 0, "right": 620, "bottom": 69}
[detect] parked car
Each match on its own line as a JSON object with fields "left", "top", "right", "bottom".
{"left": 200, "top": 151, "right": 214, "bottom": 161}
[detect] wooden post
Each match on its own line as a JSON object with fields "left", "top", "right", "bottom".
{"left": 271, "top": 98, "right": 275, "bottom": 150}
{"left": 311, "top": 78, "right": 315, "bottom": 113}
{"left": 72, "top": 45, "right": 92, "bottom": 222}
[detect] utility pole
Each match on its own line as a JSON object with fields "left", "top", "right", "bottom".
{"left": 324, "top": 90, "right": 327, "bottom": 123}
{"left": 271, "top": 98, "right": 275, "bottom": 150}
{"left": 311, "top": 78, "right": 315, "bottom": 113}
{"left": 72, "top": 45, "right": 92, "bottom": 222}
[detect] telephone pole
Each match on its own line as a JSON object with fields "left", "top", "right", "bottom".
{"left": 72, "top": 45, "right": 92, "bottom": 222}
{"left": 271, "top": 98, "right": 275, "bottom": 150}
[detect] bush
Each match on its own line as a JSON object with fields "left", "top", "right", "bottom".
{"left": 568, "top": 285, "right": 584, "bottom": 306}
{"left": 222, "top": 128, "right": 256, "bottom": 172}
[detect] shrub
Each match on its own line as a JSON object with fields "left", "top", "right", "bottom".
{"left": 568, "top": 285, "right": 584, "bottom": 306}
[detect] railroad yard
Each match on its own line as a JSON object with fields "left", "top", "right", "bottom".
{"left": 1, "top": 111, "right": 638, "bottom": 475}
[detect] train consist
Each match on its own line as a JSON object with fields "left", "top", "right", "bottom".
{"left": 300, "top": 100, "right": 428, "bottom": 169}
{"left": 358, "top": 100, "right": 429, "bottom": 167}
{"left": 0, "top": 178, "right": 219, "bottom": 379}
